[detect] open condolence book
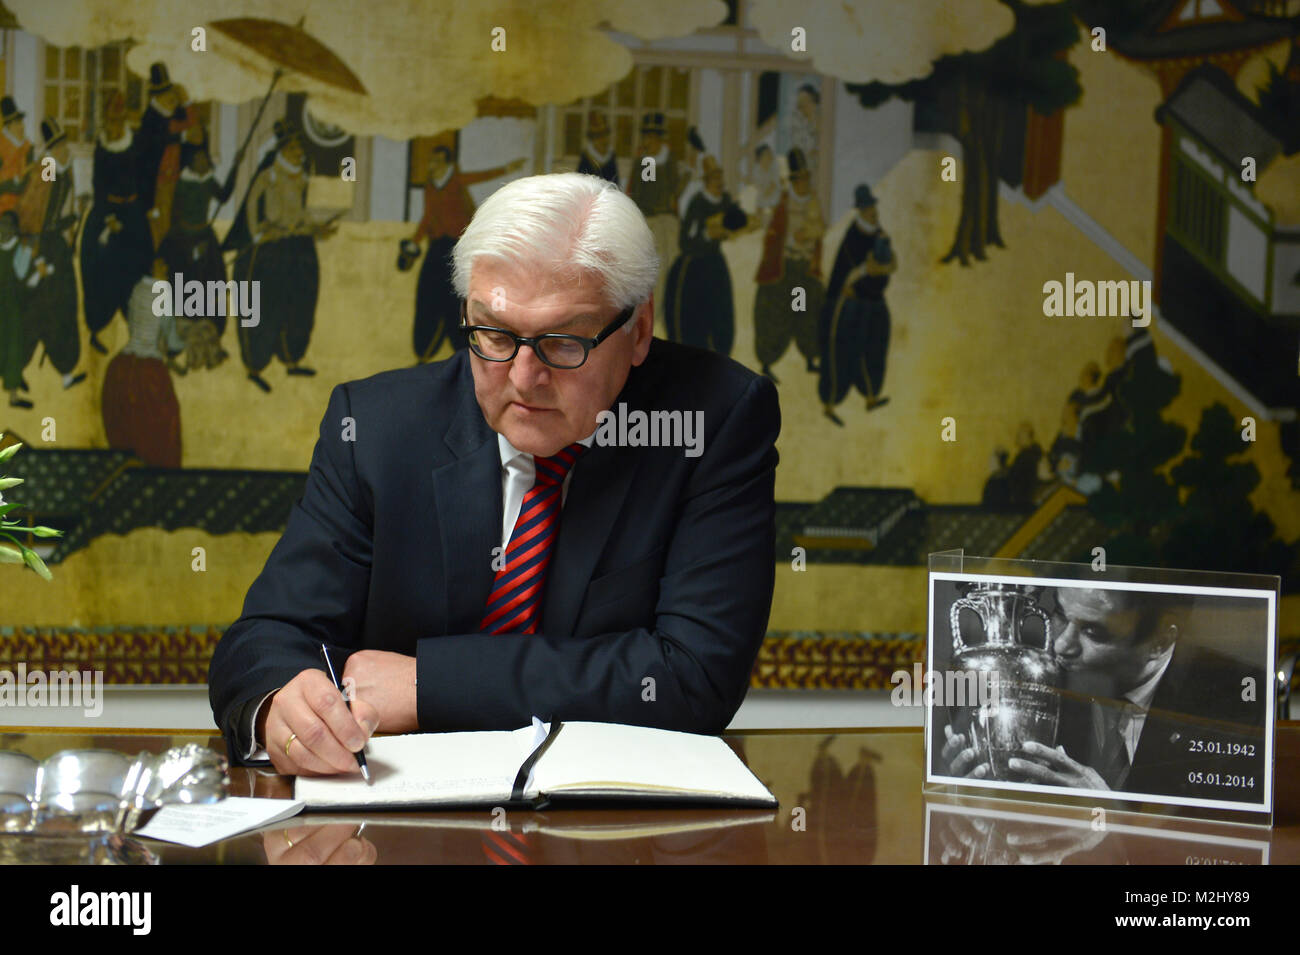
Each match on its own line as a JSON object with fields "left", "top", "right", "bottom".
{"left": 294, "top": 719, "right": 777, "bottom": 810}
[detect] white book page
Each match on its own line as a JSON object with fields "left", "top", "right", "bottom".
{"left": 294, "top": 727, "right": 538, "bottom": 807}
{"left": 532, "top": 722, "right": 774, "bottom": 802}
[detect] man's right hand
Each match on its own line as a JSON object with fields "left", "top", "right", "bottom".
{"left": 258, "top": 669, "right": 379, "bottom": 777}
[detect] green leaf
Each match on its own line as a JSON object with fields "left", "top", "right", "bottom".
{"left": 0, "top": 502, "right": 22, "bottom": 517}
{"left": 27, "top": 526, "right": 63, "bottom": 538}
{"left": 21, "top": 547, "right": 52, "bottom": 581}
{"left": 0, "top": 442, "right": 21, "bottom": 463}
{"left": 0, "top": 543, "right": 22, "bottom": 564}
{"left": 0, "top": 477, "right": 23, "bottom": 491}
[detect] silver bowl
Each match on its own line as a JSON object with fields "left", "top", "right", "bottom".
{"left": 0, "top": 744, "right": 228, "bottom": 845}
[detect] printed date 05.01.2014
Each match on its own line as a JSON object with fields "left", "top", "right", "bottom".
{"left": 1187, "top": 771, "right": 1254, "bottom": 789}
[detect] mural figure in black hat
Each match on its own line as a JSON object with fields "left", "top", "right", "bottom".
{"left": 676, "top": 126, "right": 707, "bottom": 219}
{"left": 0, "top": 212, "right": 29, "bottom": 408}
{"left": 159, "top": 127, "right": 235, "bottom": 343}
{"left": 753, "top": 147, "right": 824, "bottom": 383}
{"left": 136, "top": 62, "right": 193, "bottom": 250}
{"left": 576, "top": 112, "right": 618, "bottom": 186}
{"left": 663, "top": 154, "right": 756, "bottom": 357}
{"left": 14, "top": 116, "right": 84, "bottom": 392}
{"left": 225, "top": 120, "right": 336, "bottom": 393}
{"left": 818, "top": 183, "right": 896, "bottom": 425}
{"left": 81, "top": 91, "right": 153, "bottom": 356}
{"left": 626, "top": 111, "right": 684, "bottom": 328}
{"left": 0, "top": 97, "right": 34, "bottom": 400}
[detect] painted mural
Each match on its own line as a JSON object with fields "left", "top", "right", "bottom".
{"left": 2, "top": 0, "right": 1299, "bottom": 690}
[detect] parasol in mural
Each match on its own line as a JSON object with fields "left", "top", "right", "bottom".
{"left": 206, "top": 15, "right": 367, "bottom": 213}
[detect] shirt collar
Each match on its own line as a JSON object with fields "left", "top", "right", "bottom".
{"left": 431, "top": 166, "right": 454, "bottom": 189}
{"left": 3, "top": 127, "right": 25, "bottom": 147}
{"left": 1125, "top": 643, "right": 1175, "bottom": 712}
{"left": 498, "top": 429, "right": 597, "bottom": 470}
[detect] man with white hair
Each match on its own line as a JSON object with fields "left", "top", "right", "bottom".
{"left": 209, "top": 172, "right": 781, "bottom": 775}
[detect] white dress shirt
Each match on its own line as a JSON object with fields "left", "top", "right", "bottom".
{"left": 243, "top": 426, "right": 598, "bottom": 761}
{"left": 497, "top": 429, "right": 596, "bottom": 549}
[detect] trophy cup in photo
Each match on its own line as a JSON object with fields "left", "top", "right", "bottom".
{"left": 948, "top": 583, "right": 1060, "bottom": 781}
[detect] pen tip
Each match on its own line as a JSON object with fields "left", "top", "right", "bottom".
{"left": 361, "top": 765, "right": 371, "bottom": 782}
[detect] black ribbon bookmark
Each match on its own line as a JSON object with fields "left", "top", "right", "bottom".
{"left": 511, "top": 720, "right": 564, "bottom": 804}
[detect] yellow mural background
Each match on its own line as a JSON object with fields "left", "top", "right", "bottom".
{"left": 3, "top": 4, "right": 1299, "bottom": 641}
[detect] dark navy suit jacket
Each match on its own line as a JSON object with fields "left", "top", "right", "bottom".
{"left": 208, "top": 338, "right": 780, "bottom": 762}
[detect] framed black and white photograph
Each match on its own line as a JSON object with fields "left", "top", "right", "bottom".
{"left": 924, "top": 569, "right": 1277, "bottom": 820}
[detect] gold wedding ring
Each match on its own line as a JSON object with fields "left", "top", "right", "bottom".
{"left": 283, "top": 830, "right": 295, "bottom": 848}
{"left": 284, "top": 732, "right": 298, "bottom": 757}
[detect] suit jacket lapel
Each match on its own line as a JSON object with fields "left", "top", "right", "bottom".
{"left": 542, "top": 439, "right": 637, "bottom": 637}
{"left": 432, "top": 359, "right": 503, "bottom": 634}
{"left": 1129, "top": 643, "right": 1193, "bottom": 779}
{"left": 542, "top": 357, "right": 654, "bottom": 638}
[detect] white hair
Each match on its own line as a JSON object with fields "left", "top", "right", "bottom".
{"left": 451, "top": 172, "right": 658, "bottom": 317}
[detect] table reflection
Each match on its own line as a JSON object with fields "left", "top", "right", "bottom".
{"left": 925, "top": 797, "right": 1269, "bottom": 865}
{"left": 256, "top": 809, "right": 775, "bottom": 864}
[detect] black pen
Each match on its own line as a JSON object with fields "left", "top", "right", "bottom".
{"left": 320, "top": 644, "right": 371, "bottom": 783}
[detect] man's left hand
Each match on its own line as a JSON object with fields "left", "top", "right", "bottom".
{"left": 1009, "top": 741, "right": 1110, "bottom": 790}
{"left": 342, "top": 650, "right": 418, "bottom": 734}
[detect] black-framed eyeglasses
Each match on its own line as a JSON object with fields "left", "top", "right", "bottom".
{"left": 460, "top": 299, "right": 638, "bottom": 369}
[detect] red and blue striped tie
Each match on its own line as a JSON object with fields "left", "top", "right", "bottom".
{"left": 479, "top": 441, "right": 587, "bottom": 635}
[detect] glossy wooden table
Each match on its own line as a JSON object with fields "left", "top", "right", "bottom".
{"left": 3, "top": 724, "right": 1297, "bottom": 864}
